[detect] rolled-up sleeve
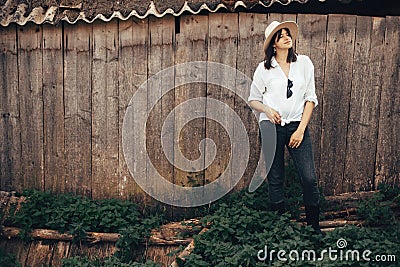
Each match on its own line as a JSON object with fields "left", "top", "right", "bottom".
{"left": 304, "top": 57, "right": 318, "bottom": 107}
{"left": 248, "top": 65, "right": 264, "bottom": 103}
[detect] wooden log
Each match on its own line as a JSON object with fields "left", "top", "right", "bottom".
{"left": 18, "top": 24, "right": 45, "bottom": 191}
{"left": 319, "top": 15, "right": 358, "bottom": 195}
{"left": 169, "top": 228, "right": 208, "bottom": 267}
{"left": 296, "top": 14, "right": 328, "bottom": 181}
{"left": 0, "top": 24, "right": 21, "bottom": 192}
{"left": 375, "top": 16, "right": 400, "bottom": 188}
{"left": 0, "top": 219, "right": 200, "bottom": 246}
{"left": 63, "top": 21, "right": 92, "bottom": 196}
{"left": 42, "top": 24, "right": 65, "bottom": 193}
{"left": 91, "top": 19, "right": 119, "bottom": 199}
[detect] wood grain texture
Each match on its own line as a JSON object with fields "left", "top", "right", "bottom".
{"left": 296, "top": 14, "right": 328, "bottom": 181}
{"left": 17, "top": 25, "right": 45, "bottom": 192}
{"left": 118, "top": 18, "right": 149, "bottom": 201}
{"left": 173, "top": 15, "right": 208, "bottom": 211}
{"left": 206, "top": 13, "right": 238, "bottom": 192}
{"left": 64, "top": 21, "right": 92, "bottom": 196}
{"left": 146, "top": 15, "right": 175, "bottom": 208}
{"left": 343, "top": 16, "right": 385, "bottom": 192}
{"left": 375, "top": 16, "right": 400, "bottom": 187}
{"left": 320, "top": 15, "right": 357, "bottom": 195}
{"left": 0, "top": 25, "right": 20, "bottom": 192}
{"left": 236, "top": 13, "right": 271, "bottom": 191}
{"left": 92, "top": 19, "right": 119, "bottom": 199}
{"left": 42, "top": 24, "right": 65, "bottom": 193}
{"left": 24, "top": 240, "right": 55, "bottom": 267}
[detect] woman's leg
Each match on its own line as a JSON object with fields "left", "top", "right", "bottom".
{"left": 287, "top": 125, "right": 322, "bottom": 233}
{"left": 287, "top": 126, "right": 320, "bottom": 206}
{"left": 260, "top": 121, "right": 286, "bottom": 208}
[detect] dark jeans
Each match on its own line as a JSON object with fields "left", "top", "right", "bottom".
{"left": 260, "top": 120, "right": 320, "bottom": 206}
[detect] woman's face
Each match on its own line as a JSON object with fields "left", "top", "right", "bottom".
{"left": 273, "top": 28, "right": 293, "bottom": 50}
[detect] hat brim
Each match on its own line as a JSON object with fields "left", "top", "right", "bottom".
{"left": 262, "top": 21, "right": 298, "bottom": 53}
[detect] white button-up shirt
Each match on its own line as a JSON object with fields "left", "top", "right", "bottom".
{"left": 248, "top": 55, "right": 318, "bottom": 125}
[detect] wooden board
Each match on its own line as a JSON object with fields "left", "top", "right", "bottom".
{"left": 91, "top": 19, "right": 119, "bottom": 199}
{"left": 63, "top": 21, "right": 93, "bottom": 196}
{"left": 173, "top": 15, "right": 208, "bottom": 213}
{"left": 296, "top": 14, "right": 328, "bottom": 181}
{"left": 235, "top": 13, "right": 269, "bottom": 191}
{"left": 118, "top": 18, "right": 149, "bottom": 202}
{"left": 205, "top": 13, "right": 238, "bottom": 192}
{"left": 0, "top": 25, "right": 20, "bottom": 192}
{"left": 375, "top": 16, "right": 400, "bottom": 187}
{"left": 24, "top": 240, "right": 55, "bottom": 267}
{"left": 146, "top": 245, "right": 177, "bottom": 266}
{"left": 343, "top": 16, "right": 385, "bottom": 192}
{"left": 17, "top": 24, "right": 45, "bottom": 191}
{"left": 146, "top": 15, "right": 175, "bottom": 209}
{"left": 50, "top": 241, "right": 71, "bottom": 267}
{"left": 319, "top": 15, "right": 357, "bottom": 195}
{"left": 42, "top": 24, "right": 65, "bottom": 193}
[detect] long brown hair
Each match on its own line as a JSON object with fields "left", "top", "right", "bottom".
{"left": 264, "top": 28, "right": 297, "bottom": 70}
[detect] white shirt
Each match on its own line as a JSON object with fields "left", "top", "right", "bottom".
{"left": 248, "top": 55, "right": 318, "bottom": 125}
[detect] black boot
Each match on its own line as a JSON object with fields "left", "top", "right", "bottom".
{"left": 270, "top": 201, "right": 286, "bottom": 215}
{"left": 305, "top": 205, "right": 325, "bottom": 236}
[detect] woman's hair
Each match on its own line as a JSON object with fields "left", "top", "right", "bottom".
{"left": 264, "top": 28, "right": 297, "bottom": 69}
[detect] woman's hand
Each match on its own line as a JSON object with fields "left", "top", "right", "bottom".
{"left": 264, "top": 107, "right": 281, "bottom": 125}
{"left": 289, "top": 129, "right": 304, "bottom": 148}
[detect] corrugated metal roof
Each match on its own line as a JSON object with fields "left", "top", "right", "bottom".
{"left": 0, "top": 0, "right": 358, "bottom": 26}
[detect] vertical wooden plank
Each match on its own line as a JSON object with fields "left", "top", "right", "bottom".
{"left": 343, "top": 16, "right": 385, "bottom": 192}
{"left": 375, "top": 16, "right": 400, "bottom": 187}
{"left": 147, "top": 15, "right": 175, "bottom": 209}
{"left": 68, "top": 242, "right": 113, "bottom": 261}
{"left": 319, "top": 15, "right": 356, "bottom": 195}
{"left": 24, "top": 240, "right": 55, "bottom": 267}
{"left": 146, "top": 245, "right": 176, "bottom": 266}
{"left": 118, "top": 18, "right": 149, "bottom": 201}
{"left": 173, "top": 15, "right": 208, "bottom": 214}
{"left": 236, "top": 13, "right": 269, "bottom": 191}
{"left": 268, "top": 13, "right": 297, "bottom": 26}
{"left": 296, "top": 14, "right": 328, "bottom": 183}
{"left": 64, "top": 21, "right": 92, "bottom": 196}
{"left": 18, "top": 24, "right": 44, "bottom": 191}
{"left": 206, "top": 13, "right": 238, "bottom": 191}
{"left": 42, "top": 24, "right": 65, "bottom": 193}
{"left": 0, "top": 25, "right": 20, "bottom": 192}
{"left": 92, "top": 19, "right": 119, "bottom": 199}
{"left": 51, "top": 241, "right": 71, "bottom": 267}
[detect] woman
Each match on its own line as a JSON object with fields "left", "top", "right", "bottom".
{"left": 248, "top": 21, "right": 323, "bottom": 234}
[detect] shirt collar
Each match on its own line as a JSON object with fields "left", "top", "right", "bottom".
{"left": 271, "top": 57, "right": 279, "bottom": 68}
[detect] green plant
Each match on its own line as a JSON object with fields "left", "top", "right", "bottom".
{"left": 0, "top": 248, "right": 21, "bottom": 267}
{"left": 357, "top": 184, "right": 400, "bottom": 227}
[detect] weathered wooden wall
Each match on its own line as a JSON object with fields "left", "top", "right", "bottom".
{"left": 0, "top": 13, "right": 399, "bottom": 203}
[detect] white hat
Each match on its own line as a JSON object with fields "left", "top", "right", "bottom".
{"left": 263, "top": 21, "right": 298, "bottom": 52}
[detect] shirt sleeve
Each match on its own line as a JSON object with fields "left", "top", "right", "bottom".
{"left": 248, "top": 64, "right": 264, "bottom": 103}
{"left": 303, "top": 56, "right": 318, "bottom": 107}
